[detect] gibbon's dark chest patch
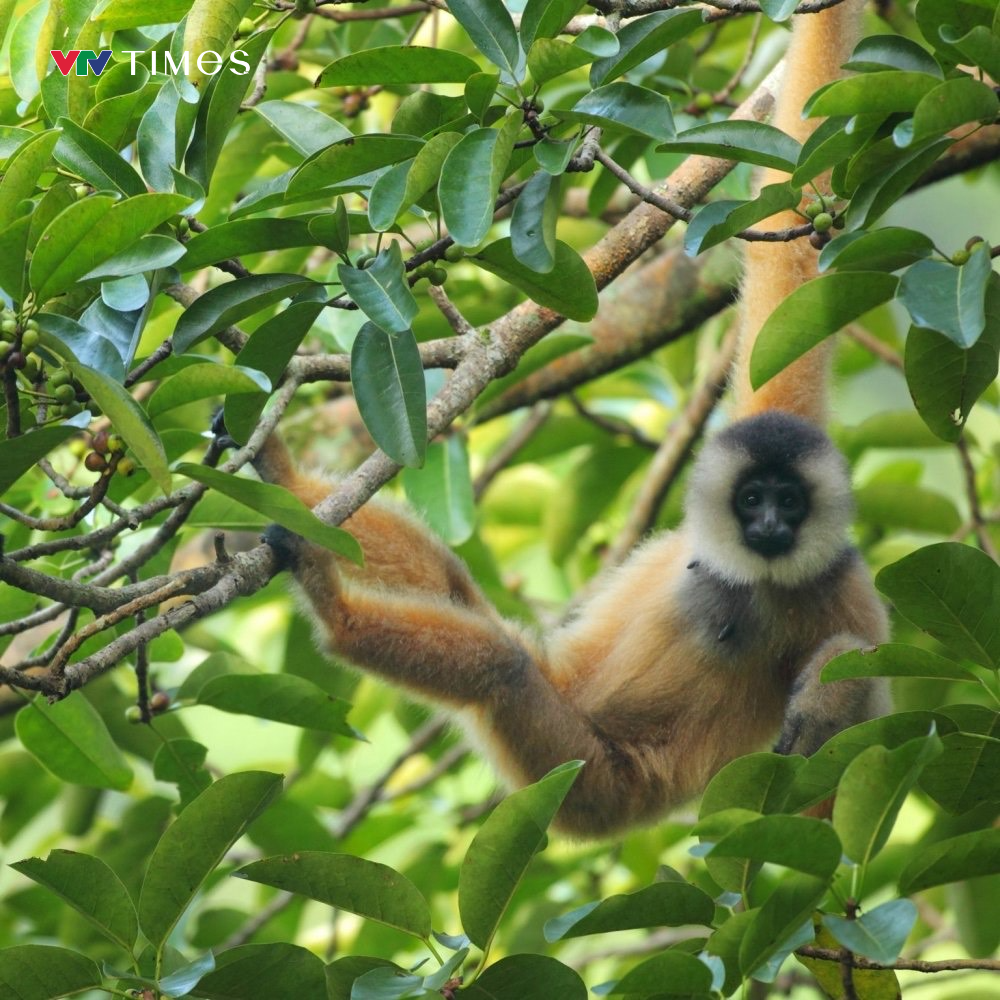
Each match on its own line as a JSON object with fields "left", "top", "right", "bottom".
{"left": 679, "top": 550, "right": 856, "bottom": 664}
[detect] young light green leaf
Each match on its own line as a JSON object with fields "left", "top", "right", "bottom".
{"left": 183, "top": 0, "right": 254, "bottom": 91}
{"left": 152, "top": 739, "right": 212, "bottom": 807}
{"left": 520, "top": 0, "right": 584, "bottom": 49}
{"left": 792, "top": 113, "right": 883, "bottom": 187}
{"left": 175, "top": 464, "right": 363, "bottom": 562}
{"left": 899, "top": 828, "right": 1000, "bottom": 894}
{"left": 67, "top": 361, "right": 171, "bottom": 493}
{"left": 459, "top": 761, "right": 583, "bottom": 949}
{"left": 196, "top": 673, "right": 358, "bottom": 738}
{"left": 661, "top": 121, "right": 800, "bottom": 171}
{"left": 471, "top": 238, "right": 598, "bottom": 320}
{"left": 82, "top": 234, "right": 186, "bottom": 281}
{"left": 235, "top": 852, "right": 432, "bottom": 939}
{"left": 805, "top": 71, "right": 940, "bottom": 117}
{"left": 402, "top": 437, "right": 475, "bottom": 545}
{"left": 898, "top": 241, "right": 992, "bottom": 348}
{"left": 10, "top": 851, "right": 139, "bottom": 953}
{"left": 449, "top": 0, "right": 522, "bottom": 83}
{"left": 16, "top": 696, "right": 134, "bottom": 791}
{"left": 844, "top": 34, "right": 943, "bottom": 76}
{"left": 876, "top": 542, "right": 1000, "bottom": 670}
{"left": 750, "top": 272, "right": 899, "bottom": 389}
{"left": 95, "top": 0, "right": 193, "bottom": 29}
{"left": 818, "top": 227, "right": 935, "bottom": 273}
{"left": 139, "top": 771, "right": 283, "bottom": 947}
{"left": 318, "top": 46, "right": 479, "bottom": 86}
{"left": 823, "top": 900, "right": 917, "bottom": 965}
{"left": 0, "top": 945, "right": 102, "bottom": 1000}
{"left": 941, "top": 24, "right": 1000, "bottom": 80}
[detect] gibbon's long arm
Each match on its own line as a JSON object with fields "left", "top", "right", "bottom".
{"left": 248, "top": 0, "right": 890, "bottom": 838}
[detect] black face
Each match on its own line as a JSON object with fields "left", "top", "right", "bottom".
{"left": 733, "top": 468, "right": 810, "bottom": 558}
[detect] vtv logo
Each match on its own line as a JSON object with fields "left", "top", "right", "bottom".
{"left": 50, "top": 50, "right": 114, "bottom": 76}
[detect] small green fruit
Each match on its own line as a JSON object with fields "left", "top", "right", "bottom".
{"left": 428, "top": 267, "right": 448, "bottom": 286}
{"left": 21, "top": 327, "right": 39, "bottom": 351}
{"left": 117, "top": 456, "right": 137, "bottom": 477}
{"left": 694, "top": 91, "right": 714, "bottom": 111}
{"left": 125, "top": 705, "right": 143, "bottom": 724}
{"left": 812, "top": 212, "right": 833, "bottom": 233}
{"left": 951, "top": 249, "right": 971, "bottom": 266}
{"left": 54, "top": 383, "right": 76, "bottom": 403}
{"left": 444, "top": 244, "right": 464, "bottom": 263}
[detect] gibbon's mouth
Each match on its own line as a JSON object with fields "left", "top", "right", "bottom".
{"left": 746, "top": 535, "right": 795, "bottom": 559}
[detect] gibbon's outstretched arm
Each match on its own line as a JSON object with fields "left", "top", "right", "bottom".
{"left": 248, "top": 0, "right": 889, "bottom": 837}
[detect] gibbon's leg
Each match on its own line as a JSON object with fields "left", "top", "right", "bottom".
{"left": 266, "top": 525, "right": 654, "bottom": 836}
{"left": 775, "top": 634, "right": 891, "bottom": 757}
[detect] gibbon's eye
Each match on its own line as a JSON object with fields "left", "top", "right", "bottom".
{"left": 778, "top": 488, "right": 802, "bottom": 510}
{"left": 738, "top": 488, "right": 761, "bottom": 509}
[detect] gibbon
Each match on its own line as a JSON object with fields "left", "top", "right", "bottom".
{"left": 238, "top": 0, "right": 888, "bottom": 837}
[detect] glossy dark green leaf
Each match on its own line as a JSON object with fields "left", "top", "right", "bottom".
{"left": 0, "top": 945, "right": 102, "bottom": 999}
{"left": 236, "top": 852, "right": 431, "bottom": 938}
{"left": 197, "top": 943, "right": 327, "bottom": 999}
{"left": 317, "top": 46, "right": 479, "bottom": 86}
{"left": 792, "top": 113, "right": 883, "bottom": 187}
{"left": 709, "top": 815, "right": 843, "bottom": 878}
{"left": 920, "top": 730, "right": 1000, "bottom": 814}
{"left": 449, "top": 0, "right": 522, "bottom": 83}
{"left": 53, "top": 117, "right": 146, "bottom": 197}
{"left": 823, "top": 900, "right": 917, "bottom": 965}
{"left": 139, "top": 771, "right": 283, "bottom": 947}
{"left": 941, "top": 24, "right": 1000, "bottom": 81}
{"left": 609, "top": 951, "right": 715, "bottom": 995}
{"left": 158, "top": 952, "right": 215, "bottom": 996}
{"left": 544, "top": 880, "right": 714, "bottom": 941}
{"left": 684, "top": 182, "right": 800, "bottom": 255}
{"left": 0, "top": 130, "right": 59, "bottom": 223}
{"left": 10, "top": 851, "right": 138, "bottom": 952}
{"left": 845, "top": 34, "right": 943, "bottom": 75}
{"left": 661, "top": 121, "right": 800, "bottom": 171}
{"left": 172, "top": 273, "right": 317, "bottom": 354}
{"left": 465, "top": 71, "right": 499, "bottom": 122}
{"left": 146, "top": 361, "right": 270, "bottom": 418}
{"left": 510, "top": 169, "right": 559, "bottom": 272}
{"left": 289, "top": 135, "right": 424, "bottom": 198}
{"left": 556, "top": 82, "right": 675, "bottom": 141}
{"left": 351, "top": 321, "right": 426, "bottom": 468}
{"left": 463, "top": 955, "right": 586, "bottom": 1000}
{"left": 527, "top": 38, "right": 594, "bottom": 85}
{"left": 893, "top": 76, "right": 998, "bottom": 147}
{"left": 252, "top": 100, "right": 352, "bottom": 157}
{"left": 472, "top": 238, "right": 598, "bottom": 320}
{"left": 67, "top": 361, "right": 171, "bottom": 493}
{"left": 137, "top": 77, "right": 186, "bottom": 192}
{"left": 0, "top": 213, "right": 29, "bottom": 301}
{"left": 82, "top": 234, "right": 186, "bottom": 281}
{"left": 459, "top": 761, "right": 583, "bottom": 949}
{"left": 197, "top": 673, "right": 357, "bottom": 737}
{"left": 101, "top": 274, "right": 149, "bottom": 311}
{"left": 833, "top": 734, "right": 942, "bottom": 868}
{"left": 520, "top": 0, "right": 584, "bottom": 49}
{"left": 37, "top": 313, "right": 126, "bottom": 379}
{"left": 402, "top": 437, "right": 475, "bottom": 545}
{"left": 876, "top": 542, "right": 1000, "bottom": 670}
{"left": 15, "top": 696, "right": 134, "bottom": 791}
{"left": 740, "top": 874, "right": 828, "bottom": 977}
{"left": 371, "top": 132, "right": 462, "bottom": 231}
{"left": 899, "top": 828, "right": 1000, "bottom": 894}
{"left": 898, "top": 242, "right": 992, "bottom": 348}
{"left": 440, "top": 116, "right": 520, "bottom": 247}
{"left": 750, "top": 272, "right": 898, "bottom": 389}
{"left": 591, "top": 8, "right": 705, "bottom": 85}
{"left": 904, "top": 281, "right": 1000, "bottom": 441}
{"left": 818, "top": 227, "right": 934, "bottom": 273}
{"left": 0, "top": 424, "right": 80, "bottom": 494}
{"left": 806, "top": 71, "right": 939, "bottom": 117}
{"left": 180, "top": 219, "right": 317, "bottom": 270}
{"left": 823, "top": 644, "right": 980, "bottom": 684}
{"left": 175, "top": 464, "right": 363, "bottom": 562}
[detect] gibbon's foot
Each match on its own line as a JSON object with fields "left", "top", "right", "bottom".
{"left": 209, "top": 408, "right": 238, "bottom": 451}
{"left": 262, "top": 522, "right": 305, "bottom": 571}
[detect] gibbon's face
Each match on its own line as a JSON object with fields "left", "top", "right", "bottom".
{"left": 732, "top": 467, "right": 810, "bottom": 558}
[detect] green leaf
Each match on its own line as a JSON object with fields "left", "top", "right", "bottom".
{"left": 197, "top": 943, "right": 327, "bottom": 999}
{"left": 898, "top": 241, "right": 992, "bottom": 348}
{"left": 67, "top": 361, "right": 171, "bottom": 494}
{"left": 153, "top": 738, "right": 212, "bottom": 807}
{"left": 894, "top": 76, "right": 999, "bottom": 147}
{"left": 146, "top": 361, "right": 270, "bottom": 419}
{"left": 590, "top": 8, "right": 705, "bottom": 86}
{"left": 661, "top": 121, "right": 800, "bottom": 171}
{"left": 139, "top": 771, "right": 283, "bottom": 947}
{"left": 0, "top": 945, "right": 102, "bottom": 1000}
{"left": 402, "top": 437, "right": 476, "bottom": 545}
{"left": 544, "top": 880, "right": 714, "bottom": 941}
{"left": 527, "top": 38, "right": 594, "bottom": 86}
{"left": 81, "top": 234, "right": 187, "bottom": 281}
{"left": 904, "top": 281, "right": 1000, "bottom": 441}
{"left": 180, "top": 219, "right": 317, "bottom": 270}
{"left": 449, "top": 0, "right": 522, "bottom": 83}
{"left": 555, "top": 82, "right": 675, "bottom": 142}
{"left": 822, "top": 644, "right": 980, "bottom": 684}
{"left": 196, "top": 673, "right": 358, "bottom": 737}
{"left": 15, "top": 696, "right": 134, "bottom": 791}
{"left": 750, "top": 272, "right": 898, "bottom": 389}
{"left": 899, "top": 828, "right": 1000, "bottom": 894}
{"left": 740, "top": 874, "right": 829, "bottom": 977}
{"left": 833, "top": 733, "right": 942, "bottom": 868}
{"left": 941, "top": 24, "right": 1000, "bottom": 81}
{"left": 289, "top": 135, "right": 424, "bottom": 198}
{"left": 806, "top": 70, "right": 940, "bottom": 117}
{"left": 95, "top": 0, "right": 193, "bottom": 29}
{"left": 824, "top": 899, "right": 917, "bottom": 966}
{"left": 458, "top": 761, "right": 582, "bottom": 949}
{"left": 159, "top": 952, "right": 216, "bottom": 996}
{"left": 183, "top": 0, "right": 254, "bottom": 91}
{"left": 236, "top": 852, "right": 431, "bottom": 938}
{"left": 30, "top": 192, "right": 188, "bottom": 303}
{"left": 818, "top": 227, "right": 935, "bottom": 273}
{"left": 855, "top": 480, "right": 961, "bottom": 534}
{"left": 0, "top": 130, "right": 59, "bottom": 225}
{"left": 340, "top": 243, "right": 419, "bottom": 334}
{"left": 609, "top": 951, "right": 715, "bottom": 995}
{"left": 876, "top": 542, "right": 1000, "bottom": 670}
{"left": 760, "top": 0, "right": 800, "bottom": 20}
{"left": 472, "top": 238, "right": 598, "bottom": 321}
{"left": 708, "top": 815, "right": 843, "bottom": 878}
{"left": 175, "top": 464, "right": 363, "bottom": 562}
{"left": 440, "top": 115, "right": 520, "bottom": 247}
{"left": 510, "top": 169, "right": 559, "bottom": 273}
{"left": 253, "top": 100, "right": 352, "bottom": 157}
{"left": 520, "top": 0, "right": 584, "bottom": 49}
{"left": 0, "top": 214, "right": 30, "bottom": 301}
{"left": 318, "top": 46, "right": 479, "bottom": 86}
{"left": 54, "top": 117, "right": 146, "bottom": 197}
{"left": 792, "top": 114, "right": 883, "bottom": 188}
{"left": 684, "top": 182, "right": 800, "bottom": 256}
{"left": 462, "top": 955, "right": 587, "bottom": 1000}
{"left": 845, "top": 34, "right": 943, "bottom": 75}
{"left": 10, "top": 850, "right": 138, "bottom": 953}
{"left": 172, "top": 273, "right": 318, "bottom": 354}
{"left": 0, "top": 424, "right": 80, "bottom": 494}
{"left": 137, "top": 79, "right": 187, "bottom": 193}
{"left": 920, "top": 730, "right": 1000, "bottom": 814}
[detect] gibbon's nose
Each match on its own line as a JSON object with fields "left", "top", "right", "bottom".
{"left": 746, "top": 512, "right": 795, "bottom": 557}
